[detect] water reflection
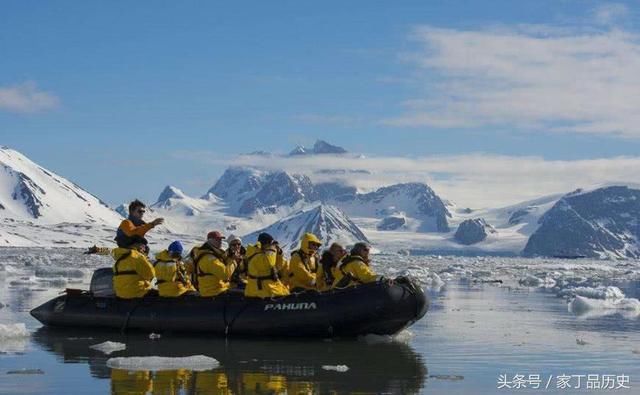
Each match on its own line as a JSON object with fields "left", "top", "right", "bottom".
{"left": 32, "top": 328, "right": 427, "bottom": 394}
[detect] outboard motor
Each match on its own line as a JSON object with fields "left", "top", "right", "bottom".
{"left": 90, "top": 268, "right": 115, "bottom": 297}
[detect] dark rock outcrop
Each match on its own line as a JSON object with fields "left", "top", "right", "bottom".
{"left": 454, "top": 218, "right": 496, "bottom": 245}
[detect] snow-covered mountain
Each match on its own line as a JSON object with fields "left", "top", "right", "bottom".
{"left": 330, "top": 183, "right": 451, "bottom": 232}
{"left": 0, "top": 146, "right": 120, "bottom": 225}
{"left": 523, "top": 186, "right": 640, "bottom": 258}
{"left": 206, "top": 167, "right": 314, "bottom": 216}
{"left": 207, "top": 165, "right": 451, "bottom": 234}
{"left": 243, "top": 204, "right": 369, "bottom": 251}
{"left": 288, "top": 140, "right": 348, "bottom": 156}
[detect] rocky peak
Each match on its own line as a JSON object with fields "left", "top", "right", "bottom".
{"left": 454, "top": 218, "right": 496, "bottom": 245}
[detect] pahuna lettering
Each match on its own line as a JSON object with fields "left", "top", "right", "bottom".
{"left": 264, "top": 302, "right": 317, "bottom": 311}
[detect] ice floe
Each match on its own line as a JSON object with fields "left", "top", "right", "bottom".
{"left": 568, "top": 295, "right": 640, "bottom": 318}
{"left": 0, "top": 323, "right": 30, "bottom": 353}
{"left": 360, "top": 329, "right": 413, "bottom": 344}
{"left": 518, "top": 274, "right": 556, "bottom": 288}
{"left": 321, "top": 365, "right": 349, "bottom": 372}
{"left": 106, "top": 355, "right": 219, "bottom": 371}
{"left": 89, "top": 341, "right": 126, "bottom": 355}
{"left": 558, "top": 286, "right": 625, "bottom": 300}
{"left": 0, "top": 323, "right": 29, "bottom": 339}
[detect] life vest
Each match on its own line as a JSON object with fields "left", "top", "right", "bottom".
{"left": 335, "top": 255, "right": 367, "bottom": 288}
{"left": 246, "top": 250, "right": 278, "bottom": 290}
{"left": 289, "top": 250, "right": 317, "bottom": 276}
{"left": 113, "top": 250, "right": 134, "bottom": 276}
{"left": 194, "top": 245, "right": 226, "bottom": 280}
{"left": 114, "top": 217, "right": 148, "bottom": 248}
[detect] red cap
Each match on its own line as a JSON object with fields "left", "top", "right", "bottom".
{"left": 207, "top": 231, "right": 225, "bottom": 240}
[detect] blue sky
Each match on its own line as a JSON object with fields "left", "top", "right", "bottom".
{"left": 2, "top": 1, "right": 640, "bottom": 207}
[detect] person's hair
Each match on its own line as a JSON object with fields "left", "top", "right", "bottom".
{"left": 128, "top": 199, "right": 146, "bottom": 213}
{"left": 351, "top": 242, "right": 369, "bottom": 255}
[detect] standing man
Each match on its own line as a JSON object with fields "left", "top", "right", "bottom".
{"left": 115, "top": 199, "right": 164, "bottom": 248}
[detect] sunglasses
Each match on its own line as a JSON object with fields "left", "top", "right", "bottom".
{"left": 136, "top": 209, "right": 146, "bottom": 214}
{"left": 230, "top": 242, "right": 241, "bottom": 246}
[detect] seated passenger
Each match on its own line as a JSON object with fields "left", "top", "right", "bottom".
{"left": 190, "top": 231, "right": 238, "bottom": 297}
{"left": 244, "top": 233, "right": 290, "bottom": 298}
{"left": 115, "top": 199, "right": 164, "bottom": 248}
{"left": 226, "top": 235, "right": 247, "bottom": 288}
{"left": 274, "top": 241, "right": 289, "bottom": 285}
{"left": 154, "top": 241, "right": 197, "bottom": 297}
{"left": 112, "top": 237, "right": 156, "bottom": 299}
{"left": 286, "top": 233, "right": 322, "bottom": 291}
{"left": 317, "top": 242, "right": 347, "bottom": 291}
{"left": 333, "top": 242, "right": 381, "bottom": 288}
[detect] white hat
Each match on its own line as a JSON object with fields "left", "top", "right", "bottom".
{"left": 227, "top": 234, "right": 242, "bottom": 244}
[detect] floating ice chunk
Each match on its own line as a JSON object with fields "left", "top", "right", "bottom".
{"left": 9, "top": 278, "right": 38, "bottom": 286}
{"left": 558, "top": 286, "right": 625, "bottom": 300}
{"left": 576, "top": 338, "right": 589, "bottom": 346}
{"left": 425, "top": 272, "right": 445, "bottom": 292}
{"left": 429, "top": 374, "right": 464, "bottom": 381}
{"left": 35, "top": 267, "right": 85, "bottom": 278}
{"left": 0, "top": 323, "right": 29, "bottom": 353}
{"left": 519, "top": 275, "right": 556, "bottom": 288}
{"left": 106, "top": 355, "right": 219, "bottom": 371}
{"left": 90, "top": 341, "right": 126, "bottom": 355}
{"left": 569, "top": 295, "right": 640, "bottom": 318}
{"left": 37, "top": 278, "right": 67, "bottom": 288}
{"left": 359, "top": 330, "right": 413, "bottom": 344}
{"left": 322, "top": 365, "right": 349, "bottom": 372}
{"left": 149, "top": 333, "right": 161, "bottom": 340}
{"left": 0, "top": 323, "right": 29, "bottom": 339}
{"left": 6, "top": 369, "right": 44, "bottom": 375}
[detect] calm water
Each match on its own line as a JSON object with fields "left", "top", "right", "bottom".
{"left": 1, "top": 251, "right": 639, "bottom": 394}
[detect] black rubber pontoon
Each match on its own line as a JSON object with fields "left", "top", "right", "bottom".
{"left": 31, "top": 277, "right": 428, "bottom": 337}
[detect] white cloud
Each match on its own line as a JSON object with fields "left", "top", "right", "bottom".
{"left": 593, "top": 3, "right": 629, "bottom": 26}
{"left": 228, "top": 153, "right": 640, "bottom": 208}
{"left": 383, "top": 22, "right": 640, "bottom": 138}
{"left": 0, "top": 82, "right": 60, "bottom": 113}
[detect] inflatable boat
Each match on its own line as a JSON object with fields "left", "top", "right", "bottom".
{"left": 30, "top": 276, "right": 428, "bottom": 337}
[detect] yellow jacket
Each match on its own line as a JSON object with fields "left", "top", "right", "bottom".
{"left": 112, "top": 248, "right": 155, "bottom": 299}
{"left": 241, "top": 373, "right": 286, "bottom": 393}
{"left": 153, "top": 250, "right": 196, "bottom": 297}
{"left": 333, "top": 254, "right": 378, "bottom": 288}
{"left": 111, "top": 368, "right": 153, "bottom": 394}
{"left": 151, "top": 369, "right": 191, "bottom": 395}
{"left": 194, "top": 372, "right": 232, "bottom": 395}
{"left": 192, "top": 244, "right": 237, "bottom": 297}
{"left": 286, "top": 233, "right": 321, "bottom": 290}
{"left": 244, "top": 244, "right": 290, "bottom": 298}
